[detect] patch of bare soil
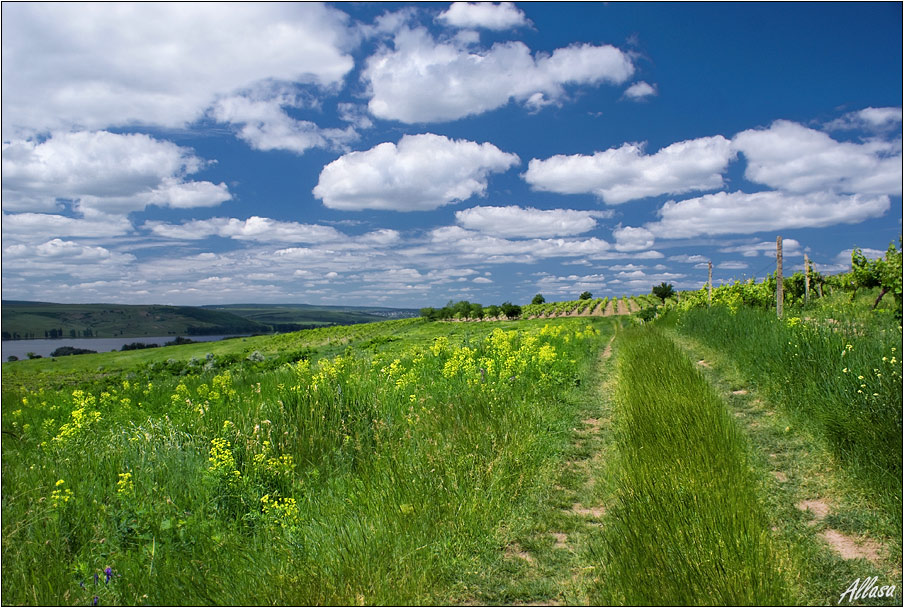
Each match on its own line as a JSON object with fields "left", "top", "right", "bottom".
{"left": 590, "top": 301, "right": 605, "bottom": 316}
{"left": 581, "top": 418, "right": 602, "bottom": 432}
{"left": 820, "top": 529, "right": 882, "bottom": 565}
{"left": 771, "top": 471, "right": 788, "bottom": 482}
{"left": 505, "top": 543, "right": 536, "bottom": 564}
{"left": 602, "top": 335, "right": 615, "bottom": 360}
{"left": 551, "top": 533, "right": 569, "bottom": 550}
{"left": 571, "top": 503, "right": 606, "bottom": 518}
{"left": 796, "top": 498, "right": 831, "bottom": 523}
{"left": 696, "top": 359, "right": 711, "bottom": 368}
{"left": 616, "top": 299, "right": 629, "bottom": 315}
{"left": 732, "top": 389, "right": 749, "bottom": 395}
{"left": 628, "top": 299, "right": 639, "bottom": 313}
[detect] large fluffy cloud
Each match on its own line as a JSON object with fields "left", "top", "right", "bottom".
{"left": 362, "top": 26, "right": 633, "bottom": 123}
{"left": 647, "top": 191, "right": 889, "bottom": 239}
{"left": 1, "top": 3, "right": 355, "bottom": 136}
{"left": 524, "top": 135, "right": 734, "bottom": 204}
{"left": 455, "top": 205, "right": 605, "bottom": 237}
{"left": 1, "top": 131, "right": 230, "bottom": 214}
{"left": 313, "top": 133, "right": 519, "bottom": 211}
{"left": 437, "top": 2, "right": 529, "bottom": 30}
{"left": 732, "top": 120, "right": 902, "bottom": 196}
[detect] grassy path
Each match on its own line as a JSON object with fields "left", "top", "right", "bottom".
{"left": 466, "top": 320, "right": 900, "bottom": 605}
{"left": 663, "top": 328, "right": 902, "bottom": 605}
{"left": 587, "top": 325, "right": 794, "bottom": 605}
{"left": 452, "top": 332, "right": 620, "bottom": 604}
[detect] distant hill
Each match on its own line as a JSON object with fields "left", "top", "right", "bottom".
{"left": 1, "top": 301, "right": 269, "bottom": 340}
{"left": 1, "top": 301, "right": 421, "bottom": 340}
{"left": 200, "top": 303, "right": 420, "bottom": 332}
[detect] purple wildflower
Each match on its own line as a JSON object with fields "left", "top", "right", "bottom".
{"left": 93, "top": 573, "right": 99, "bottom": 585}
{"left": 91, "top": 596, "right": 98, "bottom": 606}
{"left": 104, "top": 567, "right": 112, "bottom": 583}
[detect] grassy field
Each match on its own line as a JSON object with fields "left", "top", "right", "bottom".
{"left": 2, "top": 316, "right": 607, "bottom": 605}
{"left": 201, "top": 303, "right": 419, "bottom": 330}
{"left": 3, "top": 291, "right": 901, "bottom": 605}
{"left": 1, "top": 301, "right": 420, "bottom": 342}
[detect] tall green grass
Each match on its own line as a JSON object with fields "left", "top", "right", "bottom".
{"left": 2, "top": 319, "right": 605, "bottom": 605}
{"left": 670, "top": 304, "right": 902, "bottom": 517}
{"left": 590, "top": 327, "right": 793, "bottom": 606}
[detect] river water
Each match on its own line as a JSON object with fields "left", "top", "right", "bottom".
{"left": 2, "top": 334, "right": 249, "bottom": 361}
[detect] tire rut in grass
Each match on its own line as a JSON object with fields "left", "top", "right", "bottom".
{"left": 588, "top": 326, "right": 794, "bottom": 606}
{"left": 666, "top": 329, "right": 901, "bottom": 603}
{"left": 497, "top": 335, "right": 617, "bottom": 606}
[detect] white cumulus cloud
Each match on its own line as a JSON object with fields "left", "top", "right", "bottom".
{"left": 145, "top": 216, "right": 344, "bottom": 243}
{"left": 455, "top": 205, "right": 605, "bottom": 238}
{"left": 647, "top": 191, "right": 889, "bottom": 239}
{"left": 612, "top": 225, "right": 656, "bottom": 251}
{"left": 732, "top": 119, "right": 902, "bottom": 196}
{"left": 719, "top": 239, "right": 802, "bottom": 258}
{"left": 3, "top": 238, "right": 137, "bottom": 280}
{"left": 2, "top": 131, "right": 230, "bottom": 215}
{"left": 2, "top": 3, "right": 355, "bottom": 136}
{"left": 362, "top": 26, "right": 633, "bottom": 123}
{"left": 2, "top": 212, "right": 132, "bottom": 244}
{"left": 427, "top": 226, "right": 611, "bottom": 261}
{"left": 624, "top": 81, "right": 657, "bottom": 100}
{"left": 524, "top": 135, "right": 734, "bottom": 204}
{"left": 313, "top": 133, "right": 519, "bottom": 211}
{"left": 437, "top": 2, "right": 530, "bottom": 30}
{"left": 211, "top": 95, "right": 357, "bottom": 154}
{"left": 826, "top": 107, "right": 903, "bottom": 132}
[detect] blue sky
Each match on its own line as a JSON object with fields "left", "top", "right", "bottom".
{"left": 2, "top": 2, "right": 901, "bottom": 307}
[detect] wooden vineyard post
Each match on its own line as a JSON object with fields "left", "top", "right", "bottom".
{"left": 708, "top": 261, "right": 713, "bottom": 307}
{"left": 804, "top": 253, "right": 810, "bottom": 306}
{"left": 776, "top": 236, "right": 783, "bottom": 318}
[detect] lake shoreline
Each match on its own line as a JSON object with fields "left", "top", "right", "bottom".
{"left": 2, "top": 334, "right": 252, "bottom": 361}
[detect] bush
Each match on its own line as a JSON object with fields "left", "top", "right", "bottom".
{"left": 50, "top": 346, "right": 98, "bottom": 357}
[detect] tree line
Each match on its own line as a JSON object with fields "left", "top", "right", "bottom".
{"left": 420, "top": 300, "right": 522, "bottom": 321}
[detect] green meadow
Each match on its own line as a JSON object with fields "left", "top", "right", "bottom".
{"left": 2, "top": 286, "right": 901, "bottom": 605}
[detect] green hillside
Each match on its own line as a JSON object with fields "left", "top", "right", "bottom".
{"left": 201, "top": 303, "right": 419, "bottom": 332}
{"left": 2, "top": 290, "right": 901, "bottom": 605}
{"left": 1, "top": 301, "right": 269, "bottom": 340}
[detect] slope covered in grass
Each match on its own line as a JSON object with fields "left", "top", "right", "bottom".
{"left": 1, "top": 301, "right": 269, "bottom": 340}
{"left": 670, "top": 302, "right": 902, "bottom": 520}
{"left": 2, "top": 317, "right": 607, "bottom": 605}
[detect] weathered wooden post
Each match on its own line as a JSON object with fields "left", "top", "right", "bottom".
{"left": 708, "top": 261, "right": 713, "bottom": 307}
{"left": 804, "top": 253, "right": 810, "bottom": 306}
{"left": 776, "top": 236, "right": 783, "bottom": 318}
